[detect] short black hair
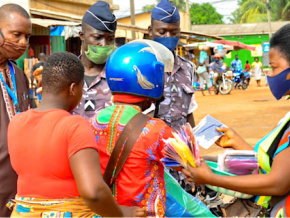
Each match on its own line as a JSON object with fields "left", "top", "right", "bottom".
{"left": 0, "top": 4, "right": 30, "bottom": 22}
{"left": 42, "top": 52, "right": 84, "bottom": 95}
{"left": 270, "top": 23, "right": 290, "bottom": 65}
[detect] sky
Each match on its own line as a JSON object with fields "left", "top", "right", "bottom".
{"left": 113, "top": 0, "right": 239, "bottom": 23}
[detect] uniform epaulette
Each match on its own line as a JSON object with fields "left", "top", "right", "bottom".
{"left": 178, "top": 55, "right": 194, "bottom": 67}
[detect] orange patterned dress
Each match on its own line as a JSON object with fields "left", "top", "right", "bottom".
{"left": 89, "top": 105, "right": 173, "bottom": 217}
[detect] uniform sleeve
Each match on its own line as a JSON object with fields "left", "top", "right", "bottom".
{"left": 187, "top": 93, "right": 198, "bottom": 114}
{"left": 67, "top": 116, "right": 98, "bottom": 158}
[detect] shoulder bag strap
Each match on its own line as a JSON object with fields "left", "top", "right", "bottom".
{"left": 103, "top": 112, "right": 150, "bottom": 187}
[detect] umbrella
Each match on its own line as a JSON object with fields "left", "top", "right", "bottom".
{"left": 212, "top": 40, "right": 256, "bottom": 51}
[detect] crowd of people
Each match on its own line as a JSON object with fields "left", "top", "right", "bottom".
{"left": 0, "top": 0, "right": 290, "bottom": 217}
{"left": 194, "top": 52, "right": 269, "bottom": 95}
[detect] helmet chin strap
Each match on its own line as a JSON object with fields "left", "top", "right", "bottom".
{"left": 153, "top": 95, "right": 164, "bottom": 118}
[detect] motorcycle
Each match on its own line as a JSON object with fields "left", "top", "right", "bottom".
{"left": 232, "top": 69, "right": 250, "bottom": 90}
{"left": 213, "top": 71, "right": 233, "bottom": 95}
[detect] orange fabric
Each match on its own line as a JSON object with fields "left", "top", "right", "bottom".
{"left": 113, "top": 94, "right": 148, "bottom": 103}
{"left": 7, "top": 109, "right": 98, "bottom": 199}
{"left": 285, "top": 195, "right": 290, "bottom": 217}
{"left": 90, "top": 105, "right": 174, "bottom": 217}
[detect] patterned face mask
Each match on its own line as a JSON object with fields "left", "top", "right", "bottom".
{"left": 85, "top": 44, "right": 115, "bottom": 64}
{"left": 0, "top": 29, "right": 29, "bottom": 60}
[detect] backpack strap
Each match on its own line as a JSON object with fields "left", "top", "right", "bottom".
{"left": 103, "top": 112, "right": 150, "bottom": 187}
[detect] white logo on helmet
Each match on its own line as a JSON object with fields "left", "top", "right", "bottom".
{"left": 134, "top": 65, "right": 155, "bottom": 90}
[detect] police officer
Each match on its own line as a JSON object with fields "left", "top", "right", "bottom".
{"left": 148, "top": 0, "right": 196, "bottom": 132}
{"left": 73, "top": 1, "right": 116, "bottom": 119}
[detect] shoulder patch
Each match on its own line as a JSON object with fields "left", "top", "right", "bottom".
{"left": 177, "top": 55, "right": 193, "bottom": 68}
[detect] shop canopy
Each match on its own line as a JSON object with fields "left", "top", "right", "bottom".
{"left": 212, "top": 40, "right": 256, "bottom": 51}
{"left": 183, "top": 41, "right": 234, "bottom": 51}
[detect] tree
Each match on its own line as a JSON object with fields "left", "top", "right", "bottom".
{"left": 142, "top": 0, "right": 186, "bottom": 12}
{"left": 190, "top": 3, "right": 224, "bottom": 25}
{"left": 230, "top": 0, "right": 290, "bottom": 23}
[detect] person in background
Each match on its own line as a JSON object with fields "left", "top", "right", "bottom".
{"left": 245, "top": 60, "right": 251, "bottom": 72}
{"left": 244, "top": 60, "right": 251, "bottom": 84}
{"left": 90, "top": 41, "right": 175, "bottom": 217}
{"left": 31, "top": 52, "right": 46, "bottom": 74}
{"left": 196, "top": 61, "right": 212, "bottom": 96}
{"left": 7, "top": 52, "right": 145, "bottom": 217}
{"left": 252, "top": 57, "right": 264, "bottom": 87}
{"left": 0, "top": 4, "right": 32, "bottom": 217}
{"left": 28, "top": 45, "right": 34, "bottom": 58}
{"left": 211, "top": 54, "right": 224, "bottom": 86}
{"left": 182, "top": 23, "right": 290, "bottom": 217}
{"left": 148, "top": 0, "right": 196, "bottom": 132}
{"left": 72, "top": 1, "right": 116, "bottom": 119}
{"left": 31, "top": 53, "right": 46, "bottom": 105}
{"left": 231, "top": 54, "right": 242, "bottom": 71}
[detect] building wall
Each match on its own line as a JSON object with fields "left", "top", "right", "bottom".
{"left": 116, "top": 10, "right": 188, "bottom": 40}
{"left": 218, "top": 34, "right": 270, "bottom": 69}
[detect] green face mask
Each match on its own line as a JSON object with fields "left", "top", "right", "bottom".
{"left": 85, "top": 44, "right": 115, "bottom": 64}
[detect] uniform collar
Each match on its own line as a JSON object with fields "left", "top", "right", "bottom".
{"left": 171, "top": 54, "right": 183, "bottom": 75}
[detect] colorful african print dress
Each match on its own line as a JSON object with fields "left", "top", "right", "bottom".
{"left": 90, "top": 105, "right": 174, "bottom": 217}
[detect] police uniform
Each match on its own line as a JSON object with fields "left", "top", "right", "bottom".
{"left": 158, "top": 55, "right": 196, "bottom": 131}
{"left": 72, "top": 1, "right": 116, "bottom": 119}
{"left": 151, "top": 0, "right": 197, "bottom": 131}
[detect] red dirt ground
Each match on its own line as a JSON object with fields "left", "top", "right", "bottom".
{"left": 193, "top": 76, "right": 289, "bottom": 156}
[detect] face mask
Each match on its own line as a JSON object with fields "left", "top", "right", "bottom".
{"left": 268, "top": 68, "right": 290, "bottom": 100}
{"left": 85, "top": 44, "right": 115, "bottom": 64}
{"left": 153, "top": 37, "right": 179, "bottom": 51}
{"left": 235, "top": 58, "right": 239, "bottom": 60}
{"left": 0, "top": 30, "right": 29, "bottom": 60}
{"left": 215, "top": 59, "right": 219, "bottom": 63}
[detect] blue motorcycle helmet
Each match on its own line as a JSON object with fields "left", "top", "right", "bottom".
{"left": 106, "top": 39, "right": 174, "bottom": 100}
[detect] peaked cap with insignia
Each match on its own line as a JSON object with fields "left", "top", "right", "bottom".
{"left": 151, "top": 0, "right": 180, "bottom": 23}
{"left": 83, "top": 1, "right": 117, "bottom": 32}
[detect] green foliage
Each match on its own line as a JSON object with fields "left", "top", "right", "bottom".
{"left": 169, "top": 0, "right": 186, "bottom": 11}
{"left": 142, "top": 4, "right": 156, "bottom": 12}
{"left": 230, "top": 0, "right": 290, "bottom": 23}
{"left": 190, "top": 3, "right": 224, "bottom": 25}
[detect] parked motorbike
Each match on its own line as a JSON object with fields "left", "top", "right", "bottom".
{"left": 213, "top": 71, "right": 233, "bottom": 95}
{"left": 232, "top": 69, "right": 250, "bottom": 90}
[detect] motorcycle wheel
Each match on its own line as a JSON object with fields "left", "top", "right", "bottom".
{"left": 242, "top": 82, "right": 249, "bottom": 90}
{"left": 219, "top": 80, "right": 232, "bottom": 95}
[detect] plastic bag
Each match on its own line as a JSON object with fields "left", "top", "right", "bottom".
{"left": 193, "top": 115, "right": 227, "bottom": 149}
{"left": 165, "top": 169, "right": 216, "bottom": 217}
{"left": 218, "top": 150, "right": 259, "bottom": 175}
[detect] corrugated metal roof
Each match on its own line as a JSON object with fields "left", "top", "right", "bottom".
{"left": 191, "top": 21, "right": 290, "bottom": 36}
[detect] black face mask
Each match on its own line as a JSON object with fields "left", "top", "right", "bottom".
{"left": 0, "top": 29, "right": 29, "bottom": 60}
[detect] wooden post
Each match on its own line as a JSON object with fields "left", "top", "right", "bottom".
{"left": 186, "top": 0, "right": 191, "bottom": 31}
{"left": 266, "top": 0, "right": 272, "bottom": 39}
{"left": 130, "top": 0, "right": 136, "bottom": 40}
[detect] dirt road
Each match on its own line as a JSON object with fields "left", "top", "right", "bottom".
{"left": 193, "top": 76, "right": 289, "bottom": 156}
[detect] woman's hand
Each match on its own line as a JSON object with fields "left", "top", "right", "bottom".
{"left": 120, "top": 206, "right": 146, "bottom": 217}
{"left": 182, "top": 159, "right": 214, "bottom": 186}
{"left": 215, "top": 127, "right": 252, "bottom": 150}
